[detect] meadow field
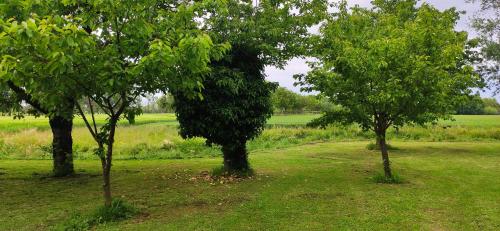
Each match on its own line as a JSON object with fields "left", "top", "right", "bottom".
{"left": 1, "top": 114, "right": 500, "bottom": 230}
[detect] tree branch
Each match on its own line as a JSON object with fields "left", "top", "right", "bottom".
{"left": 6, "top": 81, "right": 49, "bottom": 114}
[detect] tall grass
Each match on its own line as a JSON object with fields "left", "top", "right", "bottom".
{"left": 1, "top": 117, "right": 499, "bottom": 160}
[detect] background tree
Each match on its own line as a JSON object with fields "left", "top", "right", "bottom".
{"left": 456, "top": 93, "right": 486, "bottom": 115}
{"left": 0, "top": 86, "right": 21, "bottom": 116}
{"left": 156, "top": 94, "right": 175, "bottom": 113}
{"left": 64, "top": 0, "right": 226, "bottom": 206}
{"left": 271, "top": 87, "right": 331, "bottom": 114}
{"left": 467, "top": 0, "right": 499, "bottom": 93}
{"left": 173, "top": 0, "right": 328, "bottom": 174}
{"left": 272, "top": 87, "right": 302, "bottom": 113}
{"left": 296, "top": 0, "right": 481, "bottom": 181}
{"left": 482, "top": 97, "right": 500, "bottom": 114}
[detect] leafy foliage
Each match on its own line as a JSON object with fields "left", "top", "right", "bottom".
{"left": 174, "top": 45, "right": 277, "bottom": 171}
{"left": 204, "top": 0, "right": 329, "bottom": 68}
{"left": 298, "top": 0, "right": 481, "bottom": 131}
{"left": 0, "top": 5, "right": 93, "bottom": 118}
{"left": 467, "top": 0, "right": 500, "bottom": 93}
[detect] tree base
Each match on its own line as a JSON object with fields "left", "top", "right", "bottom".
{"left": 212, "top": 165, "right": 254, "bottom": 178}
{"left": 372, "top": 172, "right": 403, "bottom": 184}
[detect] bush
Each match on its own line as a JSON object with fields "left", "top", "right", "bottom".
{"left": 483, "top": 106, "right": 499, "bottom": 115}
{"left": 92, "top": 199, "right": 137, "bottom": 223}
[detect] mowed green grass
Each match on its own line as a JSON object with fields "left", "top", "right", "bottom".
{"left": 0, "top": 141, "right": 499, "bottom": 230}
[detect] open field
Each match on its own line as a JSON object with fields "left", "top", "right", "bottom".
{"left": 1, "top": 114, "right": 500, "bottom": 230}
{"left": 1, "top": 114, "right": 500, "bottom": 131}
{"left": 0, "top": 114, "right": 499, "bottom": 160}
{"left": 1, "top": 142, "right": 499, "bottom": 230}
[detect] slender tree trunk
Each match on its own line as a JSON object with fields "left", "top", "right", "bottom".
{"left": 102, "top": 119, "right": 117, "bottom": 207}
{"left": 102, "top": 157, "right": 112, "bottom": 207}
{"left": 222, "top": 142, "right": 249, "bottom": 172}
{"left": 377, "top": 131, "right": 392, "bottom": 179}
{"left": 49, "top": 115, "right": 74, "bottom": 177}
{"left": 375, "top": 136, "right": 381, "bottom": 149}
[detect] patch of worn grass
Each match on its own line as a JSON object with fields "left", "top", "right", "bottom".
{"left": 0, "top": 141, "right": 499, "bottom": 230}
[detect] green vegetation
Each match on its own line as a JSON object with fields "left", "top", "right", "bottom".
{"left": 0, "top": 114, "right": 499, "bottom": 161}
{"left": 468, "top": 0, "right": 500, "bottom": 93}
{"left": 271, "top": 87, "right": 334, "bottom": 114}
{"left": 54, "top": 199, "right": 137, "bottom": 231}
{"left": 1, "top": 141, "right": 499, "bottom": 230}
{"left": 0, "top": 0, "right": 498, "bottom": 229}
{"left": 456, "top": 94, "right": 500, "bottom": 115}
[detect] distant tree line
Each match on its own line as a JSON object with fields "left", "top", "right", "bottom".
{"left": 148, "top": 87, "right": 335, "bottom": 114}
{"left": 271, "top": 87, "right": 333, "bottom": 114}
{"left": 456, "top": 94, "right": 500, "bottom": 115}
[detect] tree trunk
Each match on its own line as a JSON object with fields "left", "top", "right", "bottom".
{"left": 102, "top": 119, "right": 117, "bottom": 207}
{"left": 377, "top": 132, "right": 393, "bottom": 179}
{"left": 222, "top": 142, "right": 249, "bottom": 172}
{"left": 49, "top": 115, "right": 74, "bottom": 177}
{"left": 101, "top": 141, "right": 113, "bottom": 207}
{"left": 102, "top": 160, "right": 112, "bottom": 207}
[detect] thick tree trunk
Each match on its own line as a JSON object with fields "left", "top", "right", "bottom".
{"left": 377, "top": 132, "right": 392, "bottom": 179}
{"left": 222, "top": 142, "right": 249, "bottom": 172}
{"left": 8, "top": 80, "right": 75, "bottom": 177}
{"left": 49, "top": 115, "right": 74, "bottom": 177}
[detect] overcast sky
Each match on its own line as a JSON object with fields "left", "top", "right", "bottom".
{"left": 265, "top": 0, "right": 500, "bottom": 100}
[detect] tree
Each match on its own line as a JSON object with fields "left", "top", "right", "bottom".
{"left": 296, "top": 0, "right": 481, "bottom": 181}
{"left": 482, "top": 97, "right": 500, "bottom": 114}
{"left": 172, "top": 0, "right": 328, "bottom": 173}
{"left": 467, "top": 0, "right": 499, "bottom": 93}
{"left": 174, "top": 45, "right": 276, "bottom": 172}
{"left": 63, "top": 0, "right": 226, "bottom": 206}
{"left": 272, "top": 87, "right": 302, "bottom": 113}
{"left": 157, "top": 94, "right": 175, "bottom": 113}
{"left": 456, "top": 93, "right": 485, "bottom": 115}
{"left": 271, "top": 87, "right": 324, "bottom": 113}
{"left": 0, "top": 1, "right": 94, "bottom": 176}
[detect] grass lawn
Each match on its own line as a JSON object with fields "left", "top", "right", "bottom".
{"left": 1, "top": 141, "right": 499, "bottom": 230}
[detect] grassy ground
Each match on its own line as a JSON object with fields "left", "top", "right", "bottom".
{"left": 0, "top": 114, "right": 499, "bottom": 230}
{"left": 0, "top": 141, "right": 499, "bottom": 230}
